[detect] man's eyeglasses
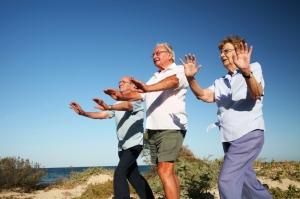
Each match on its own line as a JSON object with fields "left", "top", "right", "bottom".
{"left": 119, "top": 80, "right": 131, "bottom": 84}
{"left": 220, "top": 49, "right": 235, "bottom": 55}
{"left": 151, "top": 50, "right": 169, "bottom": 58}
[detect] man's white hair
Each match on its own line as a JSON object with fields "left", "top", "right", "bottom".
{"left": 155, "top": 42, "right": 175, "bottom": 62}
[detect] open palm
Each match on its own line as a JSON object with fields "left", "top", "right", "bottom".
{"left": 180, "top": 54, "right": 200, "bottom": 78}
{"left": 233, "top": 42, "right": 253, "bottom": 70}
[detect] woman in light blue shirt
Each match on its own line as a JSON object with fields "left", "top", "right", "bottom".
{"left": 182, "top": 35, "right": 272, "bottom": 199}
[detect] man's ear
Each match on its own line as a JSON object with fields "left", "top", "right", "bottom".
{"left": 168, "top": 53, "right": 173, "bottom": 62}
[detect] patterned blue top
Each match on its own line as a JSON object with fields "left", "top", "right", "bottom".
{"left": 106, "top": 100, "right": 144, "bottom": 151}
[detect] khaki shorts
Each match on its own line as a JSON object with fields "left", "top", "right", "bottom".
{"left": 146, "top": 129, "right": 186, "bottom": 164}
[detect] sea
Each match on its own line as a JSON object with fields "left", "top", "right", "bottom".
{"left": 39, "top": 165, "right": 151, "bottom": 186}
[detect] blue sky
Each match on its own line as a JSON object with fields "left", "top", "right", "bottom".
{"left": 1, "top": 0, "right": 299, "bottom": 168}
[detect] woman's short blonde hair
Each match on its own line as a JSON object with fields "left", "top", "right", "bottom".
{"left": 155, "top": 43, "right": 175, "bottom": 62}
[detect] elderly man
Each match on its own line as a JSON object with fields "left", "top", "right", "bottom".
{"left": 70, "top": 76, "right": 154, "bottom": 199}
{"left": 105, "top": 43, "right": 188, "bottom": 199}
{"left": 182, "top": 35, "right": 272, "bottom": 199}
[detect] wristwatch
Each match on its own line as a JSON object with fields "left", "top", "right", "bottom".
{"left": 242, "top": 72, "right": 252, "bottom": 79}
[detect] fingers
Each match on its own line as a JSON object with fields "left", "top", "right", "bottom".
{"left": 93, "top": 98, "right": 103, "bottom": 105}
{"left": 180, "top": 53, "right": 197, "bottom": 64}
{"left": 70, "top": 102, "right": 80, "bottom": 109}
{"left": 234, "top": 43, "right": 241, "bottom": 54}
{"left": 131, "top": 79, "right": 144, "bottom": 88}
{"left": 179, "top": 58, "right": 185, "bottom": 65}
{"left": 70, "top": 102, "right": 77, "bottom": 106}
{"left": 235, "top": 42, "right": 252, "bottom": 55}
{"left": 184, "top": 53, "right": 196, "bottom": 63}
{"left": 248, "top": 44, "right": 253, "bottom": 57}
{"left": 104, "top": 88, "right": 116, "bottom": 95}
{"left": 130, "top": 78, "right": 143, "bottom": 84}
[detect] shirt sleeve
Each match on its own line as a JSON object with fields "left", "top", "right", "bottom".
{"left": 130, "top": 100, "right": 144, "bottom": 113}
{"left": 139, "top": 93, "right": 146, "bottom": 100}
{"left": 251, "top": 62, "right": 265, "bottom": 90}
{"left": 208, "top": 82, "right": 215, "bottom": 92}
{"left": 176, "top": 65, "right": 189, "bottom": 89}
{"left": 105, "top": 110, "right": 115, "bottom": 118}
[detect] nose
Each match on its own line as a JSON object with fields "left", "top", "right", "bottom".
{"left": 220, "top": 51, "right": 226, "bottom": 57}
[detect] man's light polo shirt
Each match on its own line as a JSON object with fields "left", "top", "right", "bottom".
{"left": 208, "top": 62, "right": 265, "bottom": 142}
{"left": 106, "top": 100, "right": 144, "bottom": 151}
{"left": 142, "top": 63, "right": 189, "bottom": 130}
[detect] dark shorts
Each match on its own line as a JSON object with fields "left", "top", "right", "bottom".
{"left": 146, "top": 129, "right": 186, "bottom": 164}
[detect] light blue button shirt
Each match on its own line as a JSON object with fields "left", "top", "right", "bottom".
{"left": 106, "top": 100, "right": 144, "bottom": 151}
{"left": 209, "top": 62, "right": 265, "bottom": 142}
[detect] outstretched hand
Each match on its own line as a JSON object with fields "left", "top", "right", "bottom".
{"left": 180, "top": 54, "right": 201, "bottom": 78}
{"left": 233, "top": 42, "right": 253, "bottom": 71}
{"left": 93, "top": 98, "right": 109, "bottom": 111}
{"left": 130, "top": 78, "right": 148, "bottom": 93}
{"left": 104, "top": 88, "right": 122, "bottom": 100}
{"left": 69, "top": 102, "right": 85, "bottom": 115}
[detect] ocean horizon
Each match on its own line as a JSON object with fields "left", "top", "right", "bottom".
{"left": 39, "top": 165, "right": 151, "bottom": 185}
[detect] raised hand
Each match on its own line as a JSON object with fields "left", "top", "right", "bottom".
{"left": 180, "top": 54, "right": 201, "bottom": 78}
{"left": 233, "top": 42, "right": 253, "bottom": 71}
{"left": 69, "top": 102, "right": 85, "bottom": 115}
{"left": 93, "top": 98, "right": 109, "bottom": 111}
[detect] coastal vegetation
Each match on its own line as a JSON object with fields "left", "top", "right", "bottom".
{"left": 75, "top": 146, "right": 300, "bottom": 199}
{"left": 0, "top": 148, "right": 299, "bottom": 198}
{"left": 0, "top": 157, "right": 45, "bottom": 192}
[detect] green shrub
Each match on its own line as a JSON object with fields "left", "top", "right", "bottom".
{"left": 56, "top": 167, "right": 113, "bottom": 189}
{"left": 0, "top": 157, "right": 45, "bottom": 192}
{"left": 176, "top": 146, "right": 221, "bottom": 198}
{"left": 75, "top": 180, "right": 113, "bottom": 199}
{"left": 145, "top": 146, "right": 222, "bottom": 199}
{"left": 255, "top": 160, "right": 300, "bottom": 182}
{"left": 270, "top": 185, "right": 300, "bottom": 199}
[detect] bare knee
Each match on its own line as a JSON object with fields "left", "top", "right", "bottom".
{"left": 157, "top": 162, "right": 175, "bottom": 180}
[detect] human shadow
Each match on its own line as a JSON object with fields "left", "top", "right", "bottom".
{"left": 217, "top": 90, "right": 256, "bottom": 112}
{"left": 146, "top": 90, "right": 176, "bottom": 117}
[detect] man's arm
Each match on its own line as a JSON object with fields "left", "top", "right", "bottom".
{"left": 131, "top": 74, "right": 179, "bottom": 92}
{"left": 233, "top": 43, "right": 263, "bottom": 99}
{"left": 104, "top": 89, "right": 143, "bottom": 101}
{"left": 93, "top": 98, "right": 133, "bottom": 111}
{"left": 104, "top": 75, "right": 179, "bottom": 101}
{"left": 69, "top": 102, "right": 110, "bottom": 119}
{"left": 181, "top": 54, "right": 215, "bottom": 103}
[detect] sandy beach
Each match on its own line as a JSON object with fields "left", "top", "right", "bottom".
{"left": 1, "top": 174, "right": 299, "bottom": 199}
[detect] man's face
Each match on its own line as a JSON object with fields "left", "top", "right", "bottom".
{"left": 152, "top": 46, "right": 172, "bottom": 70}
{"left": 220, "top": 42, "right": 236, "bottom": 69}
{"left": 118, "top": 77, "right": 133, "bottom": 92}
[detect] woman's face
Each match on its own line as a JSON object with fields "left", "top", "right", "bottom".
{"left": 220, "top": 42, "right": 237, "bottom": 70}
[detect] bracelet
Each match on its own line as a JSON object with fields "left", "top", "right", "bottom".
{"left": 242, "top": 72, "right": 252, "bottom": 79}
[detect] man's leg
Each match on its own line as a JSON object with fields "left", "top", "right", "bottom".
{"left": 114, "top": 150, "right": 130, "bottom": 199}
{"left": 218, "top": 130, "right": 268, "bottom": 199}
{"left": 157, "top": 161, "right": 179, "bottom": 199}
{"left": 125, "top": 145, "right": 155, "bottom": 199}
{"left": 148, "top": 129, "right": 184, "bottom": 199}
{"left": 156, "top": 130, "right": 184, "bottom": 199}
